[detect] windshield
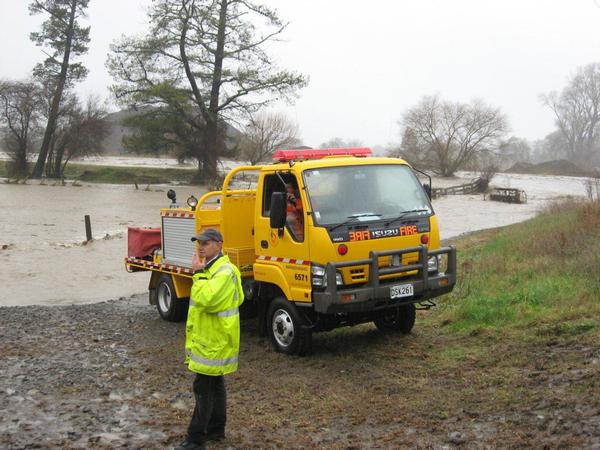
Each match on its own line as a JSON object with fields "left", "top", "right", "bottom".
{"left": 303, "top": 164, "right": 432, "bottom": 226}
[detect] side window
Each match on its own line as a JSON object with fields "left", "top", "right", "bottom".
{"left": 262, "top": 173, "right": 304, "bottom": 242}
{"left": 262, "top": 174, "right": 279, "bottom": 217}
{"left": 285, "top": 177, "right": 304, "bottom": 242}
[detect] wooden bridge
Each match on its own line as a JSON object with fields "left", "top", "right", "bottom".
{"left": 431, "top": 177, "right": 484, "bottom": 198}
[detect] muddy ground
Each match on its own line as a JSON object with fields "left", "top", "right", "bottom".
{"left": 1, "top": 295, "right": 599, "bottom": 450}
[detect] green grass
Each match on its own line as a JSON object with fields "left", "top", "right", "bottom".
{"left": 0, "top": 160, "right": 198, "bottom": 184}
{"left": 431, "top": 199, "right": 600, "bottom": 339}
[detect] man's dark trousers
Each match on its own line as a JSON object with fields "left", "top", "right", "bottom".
{"left": 187, "top": 373, "right": 226, "bottom": 443}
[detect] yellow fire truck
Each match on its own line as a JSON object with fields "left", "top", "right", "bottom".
{"left": 125, "top": 148, "right": 456, "bottom": 355}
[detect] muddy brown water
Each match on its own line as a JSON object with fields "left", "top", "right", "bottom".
{"left": 0, "top": 182, "right": 203, "bottom": 307}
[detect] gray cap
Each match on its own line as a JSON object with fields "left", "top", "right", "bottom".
{"left": 191, "top": 228, "right": 223, "bottom": 242}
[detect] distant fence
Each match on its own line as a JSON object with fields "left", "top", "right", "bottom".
{"left": 432, "top": 177, "right": 483, "bottom": 198}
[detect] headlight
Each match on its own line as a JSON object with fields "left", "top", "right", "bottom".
{"left": 187, "top": 195, "right": 198, "bottom": 211}
{"left": 311, "top": 264, "right": 343, "bottom": 287}
{"left": 428, "top": 255, "right": 439, "bottom": 272}
{"left": 311, "top": 265, "right": 325, "bottom": 277}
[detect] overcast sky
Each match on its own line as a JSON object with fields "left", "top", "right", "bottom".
{"left": 1, "top": 0, "right": 600, "bottom": 149}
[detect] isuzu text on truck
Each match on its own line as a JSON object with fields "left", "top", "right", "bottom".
{"left": 125, "top": 148, "right": 456, "bottom": 355}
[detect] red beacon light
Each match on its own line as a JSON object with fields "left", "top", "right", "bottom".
{"left": 272, "top": 147, "right": 372, "bottom": 162}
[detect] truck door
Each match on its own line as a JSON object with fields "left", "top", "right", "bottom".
{"left": 254, "top": 172, "right": 311, "bottom": 303}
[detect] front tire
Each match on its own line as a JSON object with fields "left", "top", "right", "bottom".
{"left": 267, "top": 297, "right": 312, "bottom": 356}
{"left": 156, "top": 273, "right": 188, "bottom": 322}
{"left": 374, "top": 303, "right": 416, "bottom": 334}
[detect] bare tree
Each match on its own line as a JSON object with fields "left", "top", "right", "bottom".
{"left": 29, "top": 0, "right": 90, "bottom": 178}
{"left": 542, "top": 62, "right": 600, "bottom": 166}
{"left": 46, "top": 95, "right": 109, "bottom": 178}
{"left": 498, "top": 136, "right": 531, "bottom": 169}
{"left": 108, "top": 0, "right": 307, "bottom": 184}
{"left": 531, "top": 130, "right": 568, "bottom": 163}
{"left": 0, "top": 80, "right": 44, "bottom": 177}
{"left": 399, "top": 95, "right": 509, "bottom": 176}
{"left": 239, "top": 112, "right": 300, "bottom": 164}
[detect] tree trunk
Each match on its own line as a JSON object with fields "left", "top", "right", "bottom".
{"left": 201, "top": 0, "right": 228, "bottom": 184}
{"left": 31, "top": 0, "right": 78, "bottom": 178}
{"left": 45, "top": 143, "right": 54, "bottom": 177}
{"left": 52, "top": 144, "right": 65, "bottom": 178}
{"left": 204, "top": 120, "right": 219, "bottom": 184}
{"left": 14, "top": 142, "right": 28, "bottom": 177}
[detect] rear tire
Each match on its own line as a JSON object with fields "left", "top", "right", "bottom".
{"left": 267, "top": 296, "right": 312, "bottom": 356}
{"left": 156, "top": 273, "right": 188, "bottom": 322}
{"left": 374, "top": 303, "right": 416, "bottom": 334}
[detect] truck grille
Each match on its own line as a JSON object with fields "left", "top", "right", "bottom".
{"left": 349, "top": 267, "right": 367, "bottom": 282}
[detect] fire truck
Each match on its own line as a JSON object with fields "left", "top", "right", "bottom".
{"left": 125, "top": 148, "right": 456, "bottom": 355}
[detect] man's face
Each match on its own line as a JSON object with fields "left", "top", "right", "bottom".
{"left": 197, "top": 239, "right": 222, "bottom": 260}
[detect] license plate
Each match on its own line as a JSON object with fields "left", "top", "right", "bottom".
{"left": 390, "top": 283, "right": 414, "bottom": 299}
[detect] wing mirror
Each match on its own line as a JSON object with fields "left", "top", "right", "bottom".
{"left": 269, "top": 191, "right": 287, "bottom": 234}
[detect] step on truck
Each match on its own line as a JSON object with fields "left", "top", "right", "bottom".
{"left": 125, "top": 148, "right": 456, "bottom": 355}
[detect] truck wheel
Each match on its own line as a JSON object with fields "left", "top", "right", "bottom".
{"left": 156, "top": 274, "right": 188, "bottom": 322}
{"left": 267, "top": 296, "right": 312, "bottom": 356}
{"left": 374, "top": 303, "right": 416, "bottom": 334}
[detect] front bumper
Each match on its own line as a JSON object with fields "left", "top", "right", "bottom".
{"left": 312, "top": 245, "right": 456, "bottom": 314}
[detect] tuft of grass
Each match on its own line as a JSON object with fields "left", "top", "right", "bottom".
{"left": 537, "top": 320, "right": 597, "bottom": 337}
{"left": 433, "top": 199, "right": 600, "bottom": 339}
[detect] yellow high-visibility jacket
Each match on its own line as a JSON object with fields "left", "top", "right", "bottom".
{"left": 185, "top": 254, "right": 244, "bottom": 375}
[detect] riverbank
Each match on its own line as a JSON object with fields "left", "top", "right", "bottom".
{"left": 0, "top": 160, "right": 197, "bottom": 184}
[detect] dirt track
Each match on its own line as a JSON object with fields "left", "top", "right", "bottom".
{"left": 1, "top": 295, "right": 599, "bottom": 449}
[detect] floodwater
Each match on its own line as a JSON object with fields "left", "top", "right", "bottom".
{"left": 0, "top": 170, "right": 589, "bottom": 307}
{"left": 0, "top": 182, "right": 203, "bottom": 307}
{"left": 434, "top": 172, "right": 587, "bottom": 240}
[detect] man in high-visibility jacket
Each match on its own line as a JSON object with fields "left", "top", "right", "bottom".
{"left": 176, "top": 228, "right": 244, "bottom": 450}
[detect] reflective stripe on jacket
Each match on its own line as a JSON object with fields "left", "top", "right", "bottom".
{"left": 185, "top": 255, "right": 244, "bottom": 376}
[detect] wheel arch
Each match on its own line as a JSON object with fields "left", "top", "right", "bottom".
{"left": 253, "top": 262, "right": 293, "bottom": 302}
{"left": 149, "top": 270, "right": 191, "bottom": 298}
{"left": 254, "top": 281, "right": 285, "bottom": 337}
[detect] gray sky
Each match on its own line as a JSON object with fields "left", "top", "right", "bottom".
{"left": 1, "top": 0, "right": 600, "bottom": 149}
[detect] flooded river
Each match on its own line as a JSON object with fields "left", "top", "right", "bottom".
{"left": 0, "top": 182, "right": 203, "bottom": 307}
{"left": 0, "top": 172, "right": 589, "bottom": 307}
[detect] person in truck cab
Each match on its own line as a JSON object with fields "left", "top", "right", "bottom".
{"left": 176, "top": 228, "right": 244, "bottom": 450}
{"left": 285, "top": 182, "right": 304, "bottom": 241}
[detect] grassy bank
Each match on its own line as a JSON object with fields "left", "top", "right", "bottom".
{"left": 231, "top": 201, "right": 600, "bottom": 448}
{"left": 0, "top": 160, "right": 197, "bottom": 184}
{"left": 430, "top": 199, "right": 600, "bottom": 340}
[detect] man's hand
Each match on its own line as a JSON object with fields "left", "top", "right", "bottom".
{"left": 192, "top": 251, "right": 205, "bottom": 272}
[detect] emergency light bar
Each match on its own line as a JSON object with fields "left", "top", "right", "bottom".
{"left": 272, "top": 147, "right": 372, "bottom": 162}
